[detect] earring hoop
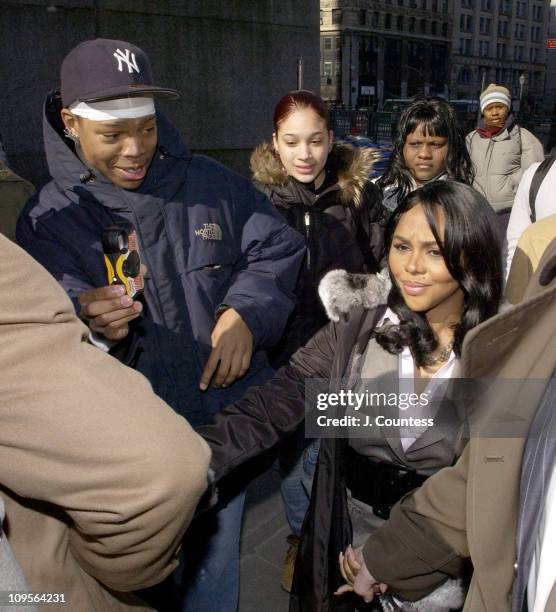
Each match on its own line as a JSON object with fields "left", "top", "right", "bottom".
{"left": 63, "top": 127, "right": 80, "bottom": 143}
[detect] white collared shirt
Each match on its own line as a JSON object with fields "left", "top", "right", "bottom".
{"left": 376, "top": 308, "right": 457, "bottom": 451}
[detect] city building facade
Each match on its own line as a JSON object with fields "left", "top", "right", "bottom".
{"left": 320, "top": 0, "right": 452, "bottom": 108}
{"left": 321, "top": 0, "right": 552, "bottom": 112}
{"left": 451, "top": 0, "right": 551, "bottom": 112}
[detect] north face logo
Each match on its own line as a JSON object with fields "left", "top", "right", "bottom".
{"left": 113, "top": 48, "right": 140, "bottom": 74}
{"left": 194, "top": 223, "right": 223, "bottom": 241}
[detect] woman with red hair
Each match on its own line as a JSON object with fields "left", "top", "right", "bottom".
{"left": 250, "top": 89, "right": 384, "bottom": 590}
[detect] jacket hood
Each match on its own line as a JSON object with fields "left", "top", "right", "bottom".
{"left": 318, "top": 268, "right": 391, "bottom": 322}
{"left": 250, "top": 141, "right": 376, "bottom": 208}
{"left": 42, "top": 90, "right": 190, "bottom": 205}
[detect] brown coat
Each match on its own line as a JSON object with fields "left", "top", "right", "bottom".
{"left": 362, "top": 238, "right": 556, "bottom": 611}
{"left": 0, "top": 234, "right": 211, "bottom": 611}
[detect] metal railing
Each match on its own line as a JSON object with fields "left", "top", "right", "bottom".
{"left": 330, "top": 108, "right": 554, "bottom": 148}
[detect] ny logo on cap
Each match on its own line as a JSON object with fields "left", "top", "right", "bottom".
{"left": 113, "top": 48, "right": 140, "bottom": 74}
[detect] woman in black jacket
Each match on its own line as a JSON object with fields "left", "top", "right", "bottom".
{"left": 251, "top": 90, "right": 384, "bottom": 368}
{"left": 250, "top": 90, "right": 384, "bottom": 589}
{"left": 200, "top": 181, "right": 503, "bottom": 611}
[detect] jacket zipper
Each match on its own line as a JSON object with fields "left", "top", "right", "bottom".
{"left": 304, "top": 210, "right": 312, "bottom": 272}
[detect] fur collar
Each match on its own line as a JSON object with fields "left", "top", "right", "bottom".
{"left": 250, "top": 141, "right": 376, "bottom": 208}
{"left": 318, "top": 269, "right": 391, "bottom": 321}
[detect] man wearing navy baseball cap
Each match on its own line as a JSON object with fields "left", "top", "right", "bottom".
{"left": 17, "top": 38, "right": 305, "bottom": 612}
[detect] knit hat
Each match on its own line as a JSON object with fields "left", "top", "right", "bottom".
{"left": 480, "top": 83, "right": 511, "bottom": 113}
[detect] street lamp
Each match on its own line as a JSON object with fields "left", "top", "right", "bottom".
{"left": 519, "top": 73, "right": 526, "bottom": 120}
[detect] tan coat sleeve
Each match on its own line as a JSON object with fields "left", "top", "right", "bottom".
{"left": 362, "top": 445, "right": 470, "bottom": 601}
{"left": 0, "top": 235, "right": 211, "bottom": 591}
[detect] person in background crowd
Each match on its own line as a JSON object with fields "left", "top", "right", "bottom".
{"left": 505, "top": 149, "right": 556, "bottom": 277}
{"left": 0, "top": 131, "right": 8, "bottom": 167}
{"left": 466, "top": 83, "right": 543, "bottom": 230}
{"left": 0, "top": 232, "right": 211, "bottom": 612}
{"left": 199, "top": 181, "right": 503, "bottom": 611}
{"left": 16, "top": 38, "right": 304, "bottom": 612}
{"left": 377, "top": 97, "right": 474, "bottom": 213}
{"left": 250, "top": 89, "right": 384, "bottom": 591}
{"left": 0, "top": 161, "right": 34, "bottom": 242}
{"left": 505, "top": 213, "right": 556, "bottom": 304}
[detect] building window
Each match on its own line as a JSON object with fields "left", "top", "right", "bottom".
{"left": 420, "top": 19, "right": 427, "bottom": 33}
{"left": 531, "top": 26, "right": 540, "bottom": 43}
{"left": 442, "top": 0, "right": 448, "bottom": 12}
{"left": 529, "top": 47, "right": 535, "bottom": 62}
{"left": 432, "top": 0, "right": 438, "bottom": 11}
{"left": 515, "top": 23, "right": 524, "bottom": 39}
{"left": 480, "top": 17, "right": 491, "bottom": 34}
{"left": 479, "top": 41, "right": 490, "bottom": 56}
{"left": 442, "top": 22, "right": 448, "bottom": 37}
{"left": 481, "top": 0, "right": 492, "bottom": 10}
{"left": 397, "top": 15, "right": 404, "bottom": 30}
{"left": 499, "top": 0, "right": 512, "bottom": 15}
{"left": 398, "top": 0, "right": 404, "bottom": 5}
{"left": 421, "top": 0, "right": 427, "bottom": 8}
{"left": 385, "top": 14, "right": 392, "bottom": 29}
{"left": 458, "top": 67, "right": 471, "bottom": 83}
{"left": 324, "top": 37, "right": 332, "bottom": 51}
{"left": 323, "top": 62, "right": 332, "bottom": 77}
{"left": 331, "top": 9, "right": 342, "bottom": 25}
{"left": 431, "top": 21, "right": 437, "bottom": 35}
{"left": 409, "top": 17, "right": 416, "bottom": 32}
{"left": 372, "top": 11, "right": 379, "bottom": 27}
{"left": 359, "top": 9, "right": 366, "bottom": 25}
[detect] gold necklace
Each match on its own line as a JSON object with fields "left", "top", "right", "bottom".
{"left": 423, "top": 341, "right": 454, "bottom": 367}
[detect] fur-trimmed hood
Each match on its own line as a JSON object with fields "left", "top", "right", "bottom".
{"left": 318, "top": 269, "right": 391, "bottom": 321}
{"left": 250, "top": 140, "right": 377, "bottom": 208}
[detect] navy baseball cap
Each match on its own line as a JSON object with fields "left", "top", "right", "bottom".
{"left": 60, "top": 38, "right": 180, "bottom": 107}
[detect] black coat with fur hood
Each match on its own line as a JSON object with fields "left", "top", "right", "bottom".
{"left": 250, "top": 141, "right": 384, "bottom": 367}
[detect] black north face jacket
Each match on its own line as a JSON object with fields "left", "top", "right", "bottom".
{"left": 250, "top": 141, "right": 384, "bottom": 368}
{"left": 17, "top": 92, "right": 305, "bottom": 426}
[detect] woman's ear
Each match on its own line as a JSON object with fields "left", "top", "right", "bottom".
{"left": 272, "top": 132, "right": 279, "bottom": 152}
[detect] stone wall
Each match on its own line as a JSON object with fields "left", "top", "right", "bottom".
{"left": 1, "top": 0, "right": 319, "bottom": 186}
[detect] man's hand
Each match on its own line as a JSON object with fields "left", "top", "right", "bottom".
{"left": 335, "top": 545, "right": 388, "bottom": 603}
{"left": 78, "top": 285, "right": 143, "bottom": 341}
{"left": 199, "top": 308, "right": 253, "bottom": 390}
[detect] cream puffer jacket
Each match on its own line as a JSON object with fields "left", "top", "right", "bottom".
{"left": 466, "top": 123, "right": 544, "bottom": 212}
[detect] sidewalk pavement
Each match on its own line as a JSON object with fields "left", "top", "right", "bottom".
{"left": 239, "top": 466, "right": 291, "bottom": 612}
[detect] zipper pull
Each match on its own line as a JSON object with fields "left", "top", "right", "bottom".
{"left": 304, "top": 211, "right": 311, "bottom": 271}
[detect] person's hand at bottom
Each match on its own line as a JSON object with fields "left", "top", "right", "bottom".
{"left": 335, "top": 545, "right": 388, "bottom": 603}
